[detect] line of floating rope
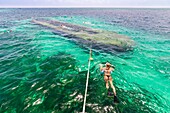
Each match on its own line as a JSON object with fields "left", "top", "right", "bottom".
{"left": 82, "top": 49, "right": 93, "bottom": 113}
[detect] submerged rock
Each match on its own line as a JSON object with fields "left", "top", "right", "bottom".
{"left": 32, "top": 19, "right": 134, "bottom": 52}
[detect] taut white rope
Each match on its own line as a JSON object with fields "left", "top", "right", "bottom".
{"left": 82, "top": 49, "right": 93, "bottom": 113}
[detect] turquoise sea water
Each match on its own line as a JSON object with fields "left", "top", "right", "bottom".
{"left": 0, "top": 8, "right": 170, "bottom": 113}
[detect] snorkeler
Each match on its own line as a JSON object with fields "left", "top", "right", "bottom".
{"left": 100, "top": 62, "right": 116, "bottom": 96}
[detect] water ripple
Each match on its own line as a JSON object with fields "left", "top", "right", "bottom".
{"left": 0, "top": 9, "right": 170, "bottom": 113}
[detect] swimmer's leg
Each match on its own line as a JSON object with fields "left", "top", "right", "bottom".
{"left": 106, "top": 81, "right": 109, "bottom": 90}
{"left": 109, "top": 80, "right": 116, "bottom": 96}
{"left": 104, "top": 76, "right": 109, "bottom": 90}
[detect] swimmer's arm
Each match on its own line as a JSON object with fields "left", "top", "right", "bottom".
{"left": 110, "top": 68, "right": 114, "bottom": 74}
{"left": 99, "top": 64, "right": 103, "bottom": 71}
{"left": 99, "top": 64, "right": 105, "bottom": 75}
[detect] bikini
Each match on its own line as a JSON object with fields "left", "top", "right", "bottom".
{"left": 101, "top": 69, "right": 112, "bottom": 80}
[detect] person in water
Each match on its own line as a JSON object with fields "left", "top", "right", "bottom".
{"left": 100, "top": 62, "right": 116, "bottom": 96}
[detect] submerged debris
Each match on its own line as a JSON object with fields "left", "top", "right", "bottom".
{"left": 32, "top": 19, "right": 134, "bottom": 52}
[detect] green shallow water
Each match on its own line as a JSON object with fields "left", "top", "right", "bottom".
{"left": 0, "top": 15, "right": 170, "bottom": 113}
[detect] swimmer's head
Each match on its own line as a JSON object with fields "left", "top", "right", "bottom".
{"left": 105, "top": 62, "right": 111, "bottom": 67}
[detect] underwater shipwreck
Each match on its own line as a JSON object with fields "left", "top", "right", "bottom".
{"left": 32, "top": 19, "right": 134, "bottom": 53}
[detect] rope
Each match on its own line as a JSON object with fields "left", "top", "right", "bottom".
{"left": 82, "top": 49, "right": 93, "bottom": 113}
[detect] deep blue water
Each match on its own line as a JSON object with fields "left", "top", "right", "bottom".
{"left": 1, "top": 8, "right": 170, "bottom": 36}
{"left": 0, "top": 8, "right": 170, "bottom": 113}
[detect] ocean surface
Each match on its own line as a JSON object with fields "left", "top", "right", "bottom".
{"left": 0, "top": 8, "right": 170, "bottom": 113}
